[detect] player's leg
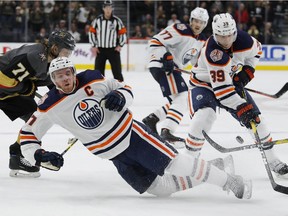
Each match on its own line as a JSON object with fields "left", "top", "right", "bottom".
{"left": 126, "top": 120, "right": 251, "bottom": 199}
{"left": 185, "top": 87, "right": 218, "bottom": 157}
{"left": 142, "top": 102, "right": 170, "bottom": 135}
{"left": 160, "top": 91, "right": 187, "bottom": 148}
{"left": 2, "top": 96, "right": 40, "bottom": 177}
{"left": 143, "top": 67, "right": 188, "bottom": 146}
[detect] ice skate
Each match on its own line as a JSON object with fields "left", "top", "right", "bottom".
{"left": 269, "top": 159, "right": 288, "bottom": 178}
{"left": 161, "top": 128, "right": 186, "bottom": 149}
{"left": 9, "top": 155, "right": 40, "bottom": 178}
{"left": 223, "top": 174, "right": 252, "bottom": 199}
{"left": 142, "top": 113, "right": 159, "bottom": 135}
{"left": 209, "top": 155, "right": 235, "bottom": 175}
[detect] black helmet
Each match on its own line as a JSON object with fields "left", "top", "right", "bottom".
{"left": 48, "top": 30, "right": 76, "bottom": 51}
{"left": 103, "top": 0, "right": 112, "bottom": 7}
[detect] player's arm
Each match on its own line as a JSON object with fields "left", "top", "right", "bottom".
{"left": 20, "top": 110, "right": 63, "bottom": 170}
{"left": 148, "top": 24, "right": 182, "bottom": 68}
{"left": 0, "top": 54, "right": 37, "bottom": 97}
{"left": 100, "top": 79, "right": 133, "bottom": 112}
{"left": 233, "top": 38, "right": 262, "bottom": 88}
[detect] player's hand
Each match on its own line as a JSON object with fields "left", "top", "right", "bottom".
{"left": 20, "top": 80, "right": 36, "bottom": 97}
{"left": 161, "top": 52, "right": 174, "bottom": 75}
{"left": 236, "top": 102, "right": 260, "bottom": 128}
{"left": 233, "top": 65, "right": 255, "bottom": 87}
{"left": 100, "top": 90, "right": 126, "bottom": 112}
{"left": 34, "top": 149, "right": 64, "bottom": 171}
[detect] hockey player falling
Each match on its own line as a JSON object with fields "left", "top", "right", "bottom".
{"left": 143, "top": 7, "right": 208, "bottom": 148}
{"left": 18, "top": 57, "right": 251, "bottom": 199}
{"left": 184, "top": 13, "right": 288, "bottom": 177}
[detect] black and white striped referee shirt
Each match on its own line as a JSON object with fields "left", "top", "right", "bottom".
{"left": 89, "top": 14, "right": 127, "bottom": 48}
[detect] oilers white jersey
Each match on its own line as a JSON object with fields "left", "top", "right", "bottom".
{"left": 189, "top": 30, "right": 262, "bottom": 110}
{"left": 20, "top": 70, "right": 134, "bottom": 165}
{"left": 148, "top": 23, "right": 206, "bottom": 69}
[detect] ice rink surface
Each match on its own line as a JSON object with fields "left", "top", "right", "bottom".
{"left": 1, "top": 70, "right": 288, "bottom": 216}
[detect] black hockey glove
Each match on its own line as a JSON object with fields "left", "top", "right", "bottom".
{"left": 101, "top": 90, "right": 126, "bottom": 112}
{"left": 236, "top": 102, "right": 260, "bottom": 129}
{"left": 233, "top": 65, "right": 255, "bottom": 87}
{"left": 161, "top": 52, "right": 174, "bottom": 75}
{"left": 20, "top": 80, "right": 36, "bottom": 97}
{"left": 34, "top": 149, "right": 64, "bottom": 171}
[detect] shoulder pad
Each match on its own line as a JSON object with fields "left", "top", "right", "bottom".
{"left": 205, "top": 37, "right": 230, "bottom": 65}
{"left": 233, "top": 31, "right": 253, "bottom": 52}
{"left": 76, "top": 70, "right": 104, "bottom": 88}
{"left": 173, "top": 23, "right": 194, "bottom": 36}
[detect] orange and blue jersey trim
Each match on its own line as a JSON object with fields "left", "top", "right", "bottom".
{"left": 19, "top": 130, "right": 41, "bottom": 146}
{"left": 84, "top": 110, "right": 133, "bottom": 155}
{"left": 132, "top": 121, "right": 177, "bottom": 159}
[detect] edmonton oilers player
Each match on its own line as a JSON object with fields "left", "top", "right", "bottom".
{"left": 185, "top": 13, "right": 288, "bottom": 177}
{"left": 18, "top": 57, "right": 252, "bottom": 199}
{"left": 142, "top": 7, "right": 208, "bottom": 148}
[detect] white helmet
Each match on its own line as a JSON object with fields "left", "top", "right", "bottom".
{"left": 190, "top": 7, "right": 209, "bottom": 29}
{"left": 48, "top": 57, "right": 76, "bottom": 92}
{"left": 212, "top": 13, "right": 237, "bottom": 37}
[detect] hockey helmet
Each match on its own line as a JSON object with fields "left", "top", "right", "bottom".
{"left": 48, "top": 30, "right": 76, "bottom": 51}
{"left": 212, "top": 13, "right": 237, "bottom": 37}
{"left": 190, "top": 7, "right": 209, "bottom": 29}
{"left": 48, "top": 57, "right": 76, "bottom": 80}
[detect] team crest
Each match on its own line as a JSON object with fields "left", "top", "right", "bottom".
{"left": 176, "top": 24, "right": 187, "bottom": 31}
{"left": 73, "top": 99, "right": 104, "bottom": 129}
{"left": 210, "top": 49, "right": 223, "bottom": 62}
{"left": 183, "top": 48, "right": 199, "bottom": 65}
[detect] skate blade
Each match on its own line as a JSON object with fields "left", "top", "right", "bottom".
{"left": 223, "top": 155, "right": 235, "bottom": 175}
{"left": 242, "top": 179, "right": 252, "bottom": 199}
{"left": 9, "top": 170, "right": 41, "bottom": 178}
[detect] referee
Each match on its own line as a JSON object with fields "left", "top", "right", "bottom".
{"left": 89, "top": 0, "right": 127, "bottom": 81}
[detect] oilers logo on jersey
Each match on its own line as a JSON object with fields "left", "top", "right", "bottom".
{"left": 183, "top": 48, "right": 199, "bottom": 65}
{"left": 73, "top": 98, "right": 104, "bottom": 129}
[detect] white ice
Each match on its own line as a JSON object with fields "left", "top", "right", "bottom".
{"left": 1, "top": 70, "right": 288, "bottom": 216}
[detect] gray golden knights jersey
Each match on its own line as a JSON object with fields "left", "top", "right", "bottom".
{"left": 148, "top": 23, "right": 206, "bottom": 69}
{"left": 189, "top": 30, "right": 263, "bottom": 110}
{"left": 0, "top": 43, "right": 51, "bottom": 98}
{"left": 20, "top": 70, "right": 134, "bottom": 165}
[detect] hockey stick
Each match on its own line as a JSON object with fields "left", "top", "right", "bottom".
{"left": 245, "top": 82, "right": 288, "bottom": 99}
{"left": 175, "top": 68, "right": 288, "bottom": 99}
{"left": 35, "top": 92, "right": 43, "bottom": 99}
{"left": 41, "top": 137, "right": 78, "bottom": 171}
{"left": 202, "top": 130, "right": 288, "bottom": 153}
{"left": 61, "top": 137, "right": 78, "bottom": 156}
{"left": 174, "top": 67, "right": 191, "bottom": 75}
{"left": 250, "top": 121, "right": 288, "bottom": 195}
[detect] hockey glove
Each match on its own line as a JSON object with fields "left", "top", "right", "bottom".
{"left": 101, "top": 90, "right": 126, "bottom": 112}
{"left": 20, "top": 80, "right": 36, "bottom": 97}
{"left": 236, "top": 102, "right": 260, "bottom": 129}
{"left": 34, "top": 149, "right": 64, "bottom": 171}
{"left": 233, "top": 65, "right": 255, "bottom": 87}
{"left": 161, "top": 52, "right": 174, "bottom": 75}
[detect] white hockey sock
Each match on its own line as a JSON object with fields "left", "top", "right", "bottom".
{"left": 205, "top": 165, "right": 228, "bottom": 187}
{"left": 154, "top": 103, "right": 170, "bottom": 121}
